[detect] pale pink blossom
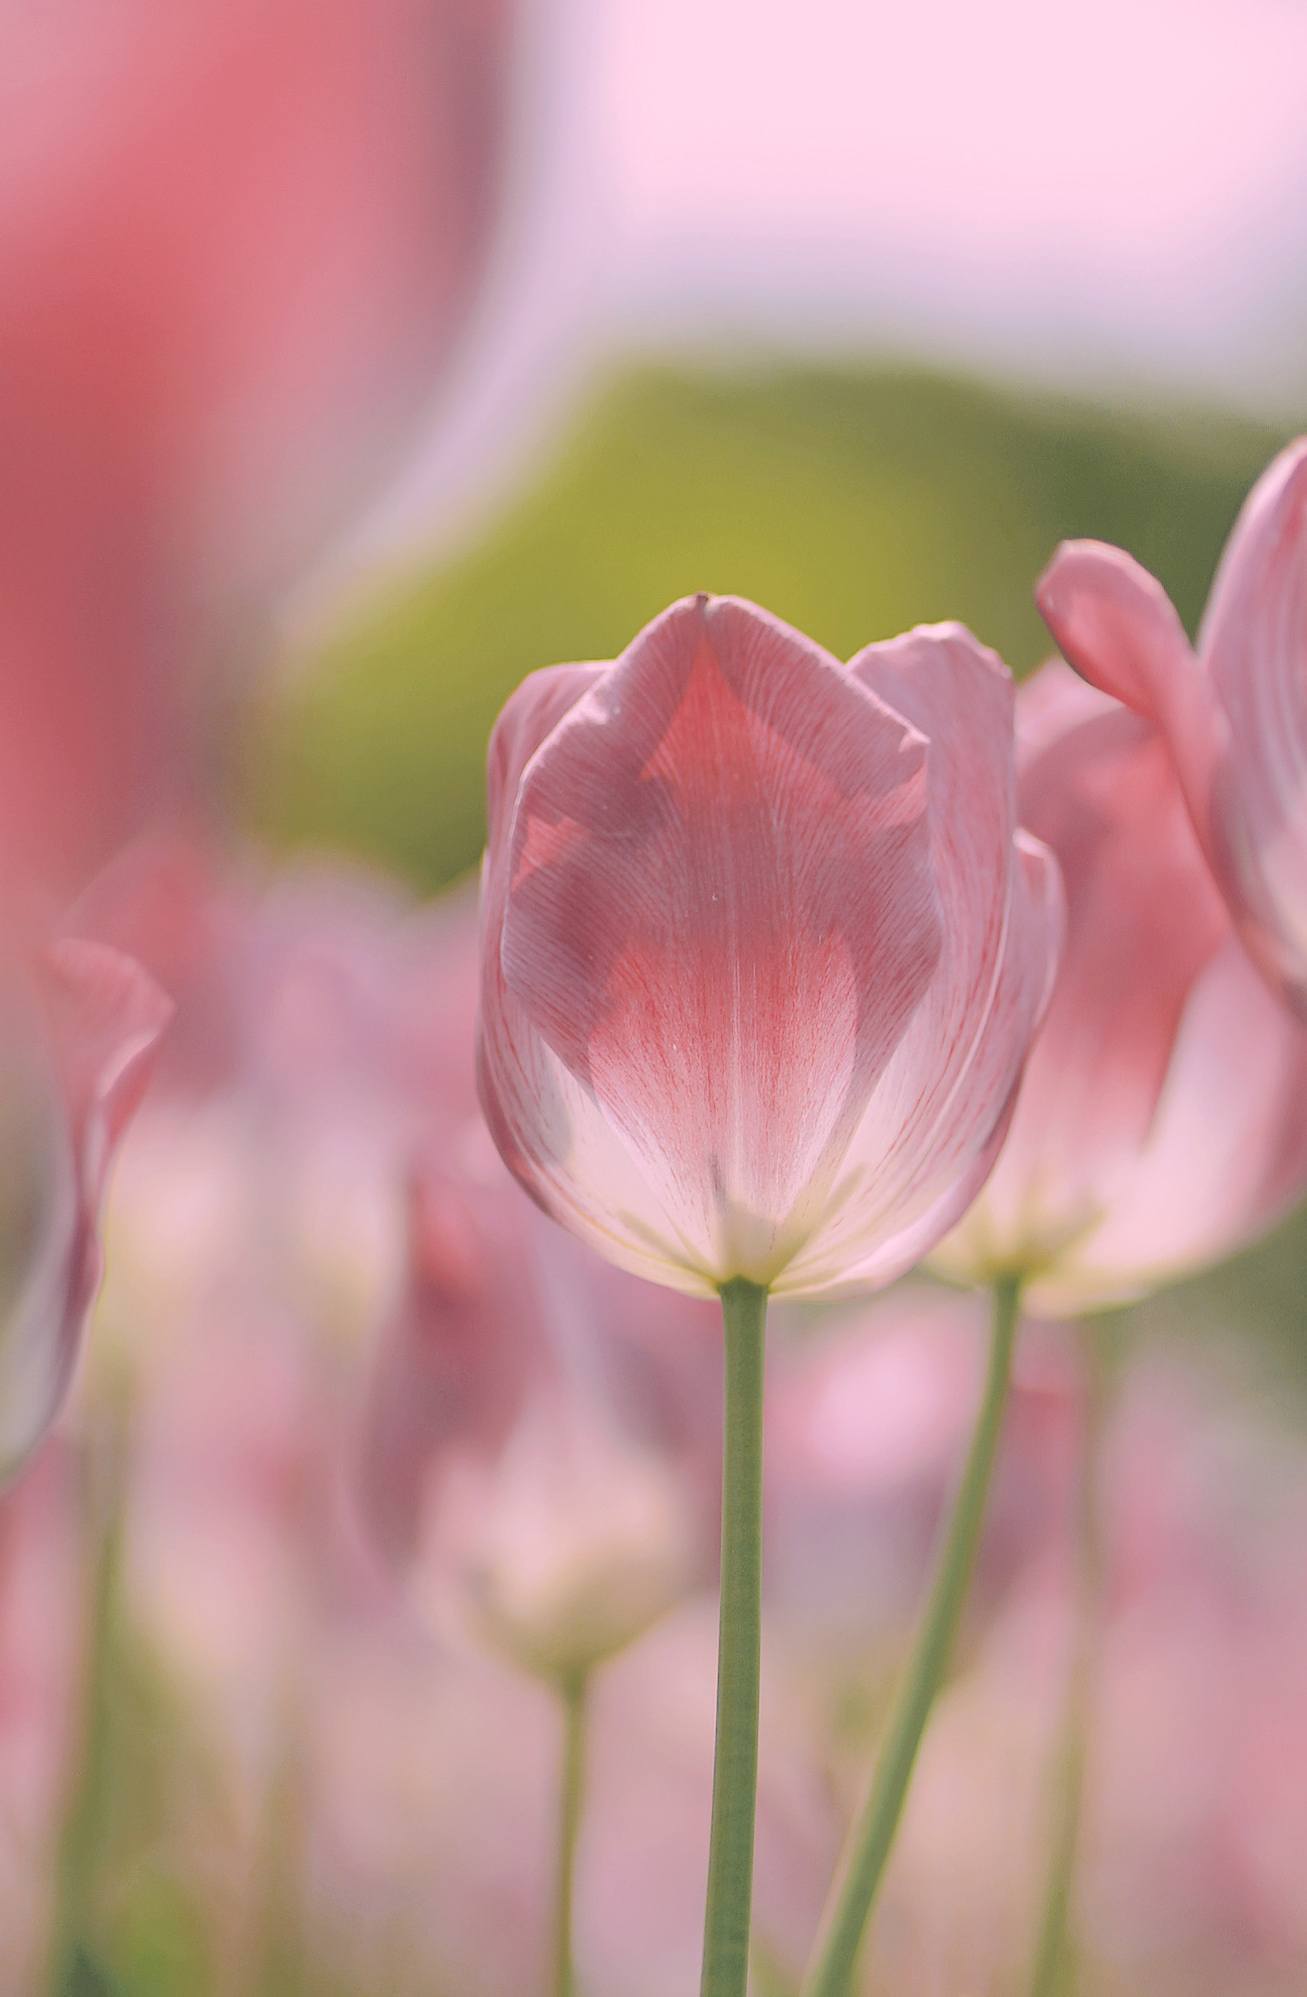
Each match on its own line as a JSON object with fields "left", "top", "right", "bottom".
{"left": 1037, "top": 437, "right": 1307, "bottom": 1018}
{"left": 936, "top": 662, "right": 1307, "bottom": 1315}
{"left": 479, "top": 594, "right": 1061, "bottom": 1297}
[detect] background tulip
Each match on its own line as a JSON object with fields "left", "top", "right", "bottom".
{"left": 1036, "top": 437, "right": 1307, "bottom": 1020}
{"left": 360, "top": 1170, "right": 710, "bottom": 1680}
{"left": 0, "top": 944, "right": 172, "bottom": 1485}
{"left": 936, "top": 661, "right": 1307, "bottom": 1315}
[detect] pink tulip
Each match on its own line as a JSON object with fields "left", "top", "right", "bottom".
{"left": 359, "top": 1163, "right": 555, "bottom": 1567}
{"left": 479, "top": 595, "right": 1061, "bottom": 1298}
{"left": 0, "top": 942, "right": 172, "bottom": 1483}
{"left": 1036, "top": 438, "right": 1307, "bottom": 1017}
{"left": 0, "top": 0, "right": 513, "bottom": 895}
{"left": 937, "top": 661, "right": 1307, "bottom": 1314}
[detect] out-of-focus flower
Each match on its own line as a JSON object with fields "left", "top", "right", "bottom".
{"left": 434, "top": 1389, "right": 696, "bottom": 1684}
{"left": 478, "top": 594, "right": 1061, "bottom": 1298}
{"left": 936, "top": 663, "right": 1307, "bottom": 1315}
{"left": 0, "top": 0, "right": 515, "bottom": 896}
{"left": 362, "top": 1168, "right": 708, "bottom": 1684}
{"left": 1037, "top": 437, "right": 1307, "bottom": 1018}
{"left": 0, "top": 942, "right": 172, "bottom": 1484}
{"left": 359, "top": 1164, "right": 554, "bottom": 1567}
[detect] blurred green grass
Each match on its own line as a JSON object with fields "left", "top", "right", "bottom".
{"left": 244, "top": 359, "right": 1280, "bottom": 893}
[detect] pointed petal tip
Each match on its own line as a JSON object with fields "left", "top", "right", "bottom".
{"left": 1035, "top": 539, "right": 1193, "bottom": 723}
{"left": 37, "top": 939, "right": 174, "bottom": 1167}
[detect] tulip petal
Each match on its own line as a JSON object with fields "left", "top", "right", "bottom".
{"left": 481, "top": 595, "right": 941, "bottom": 1289}
{"left": 1036, "top": 540, "right": 1198, "bottom": 730}
{"left": 1028, "top": 938, "right": 1307, "bottom": 1314}
{"left": 0, "top": 942, "right": 172, "bottom": 1484}
{"left": 1197, "top": 439, "right": 1307, "bottom": 1006}
{"left": 786, "top": 825, "right": 1062, "bottom": 1296}
{"left": 484, "top": 662, "right": 608, "bottom": 853}
{"left": 777, "top": 627, "right": 1061, "bottom": 1292}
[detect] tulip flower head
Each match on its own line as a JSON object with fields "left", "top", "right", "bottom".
{"left": 936, "top": 662, "right": 1307, "bottom": 1315}
{"left": 478, "top": 595, "right": 1061, "bottom": 1299}
{"left": 1037, "top": 438, "right": 1307, "bottom": 1018}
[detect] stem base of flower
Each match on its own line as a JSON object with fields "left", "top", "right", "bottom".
{"left": 700, "top": 1277, "right": 769, "bottom": 1997}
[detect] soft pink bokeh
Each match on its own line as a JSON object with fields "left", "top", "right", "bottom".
{"left": 0, "top": 0, "right": 513, "bottom": 900}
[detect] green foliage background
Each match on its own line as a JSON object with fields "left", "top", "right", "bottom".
{"left": 245, "top": 361, "right": 1279, "bottom": 893}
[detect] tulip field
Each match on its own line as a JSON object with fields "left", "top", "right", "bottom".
{"left": 3, "top": 7, "right": 1306, "bottom": 1996}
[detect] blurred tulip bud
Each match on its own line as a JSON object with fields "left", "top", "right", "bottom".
{"left": 0, "top": 942, "right": 172, "bottom": 1484}
{"left": 435, "top": 1392, "right": 696, "bottom": 1685}
{"left": 361, "top": 1165, "right": 704, "bottom": 1684}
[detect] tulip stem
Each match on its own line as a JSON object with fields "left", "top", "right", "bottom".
{"left": 802, "top": 1272, "right": 1022, "bottom": 1997}
{"left": 48, "top": 1403, "right": 133, "bottom": 1994}
{"left": 700, "top": 1276, "right": 769, "bottom": 1997}
{"left": 1026, "top": 1325, "right": 1111, "bottom": 1997}
{"left": 552, "top": 1669, "right": 589, "bottom": 1997}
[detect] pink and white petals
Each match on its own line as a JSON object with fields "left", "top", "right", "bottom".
{"left": 0, "top": 943, "right": 172, "bottom": 1484}
{"left": 782, "top": 629, "right": 1063, "bottom": 1297}
{"left": 479, "top": 596, "right": 1060, "bottom": 1298}
{"left": 1040, "top": 438, "right": 1307, "bottom": 1017}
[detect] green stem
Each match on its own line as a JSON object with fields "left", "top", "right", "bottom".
{"left": 48, "top": 1410, "right": 132, "bottom": 1994}
{"left": 552, "top": 1671, "right": 589, "bottom": 1997}
{"left": 803, "top": 1273, "right": 1022, "bottom": 1997}
{"left": 1026, "top": 1326, "right": 1110, "bottom": 1997}
{"left": 700, "top": 1277, "right": 769, "bottom": 1997}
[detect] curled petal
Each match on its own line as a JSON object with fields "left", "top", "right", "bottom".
{"left": 1033, "top": 535, "right": 1307, "bottom": 1009}
{"left": 1036, "top": 540, "right": 1198, "bottom": 732}
{"left": 0, "top": 942, "right": 172, "bottom": 1484}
